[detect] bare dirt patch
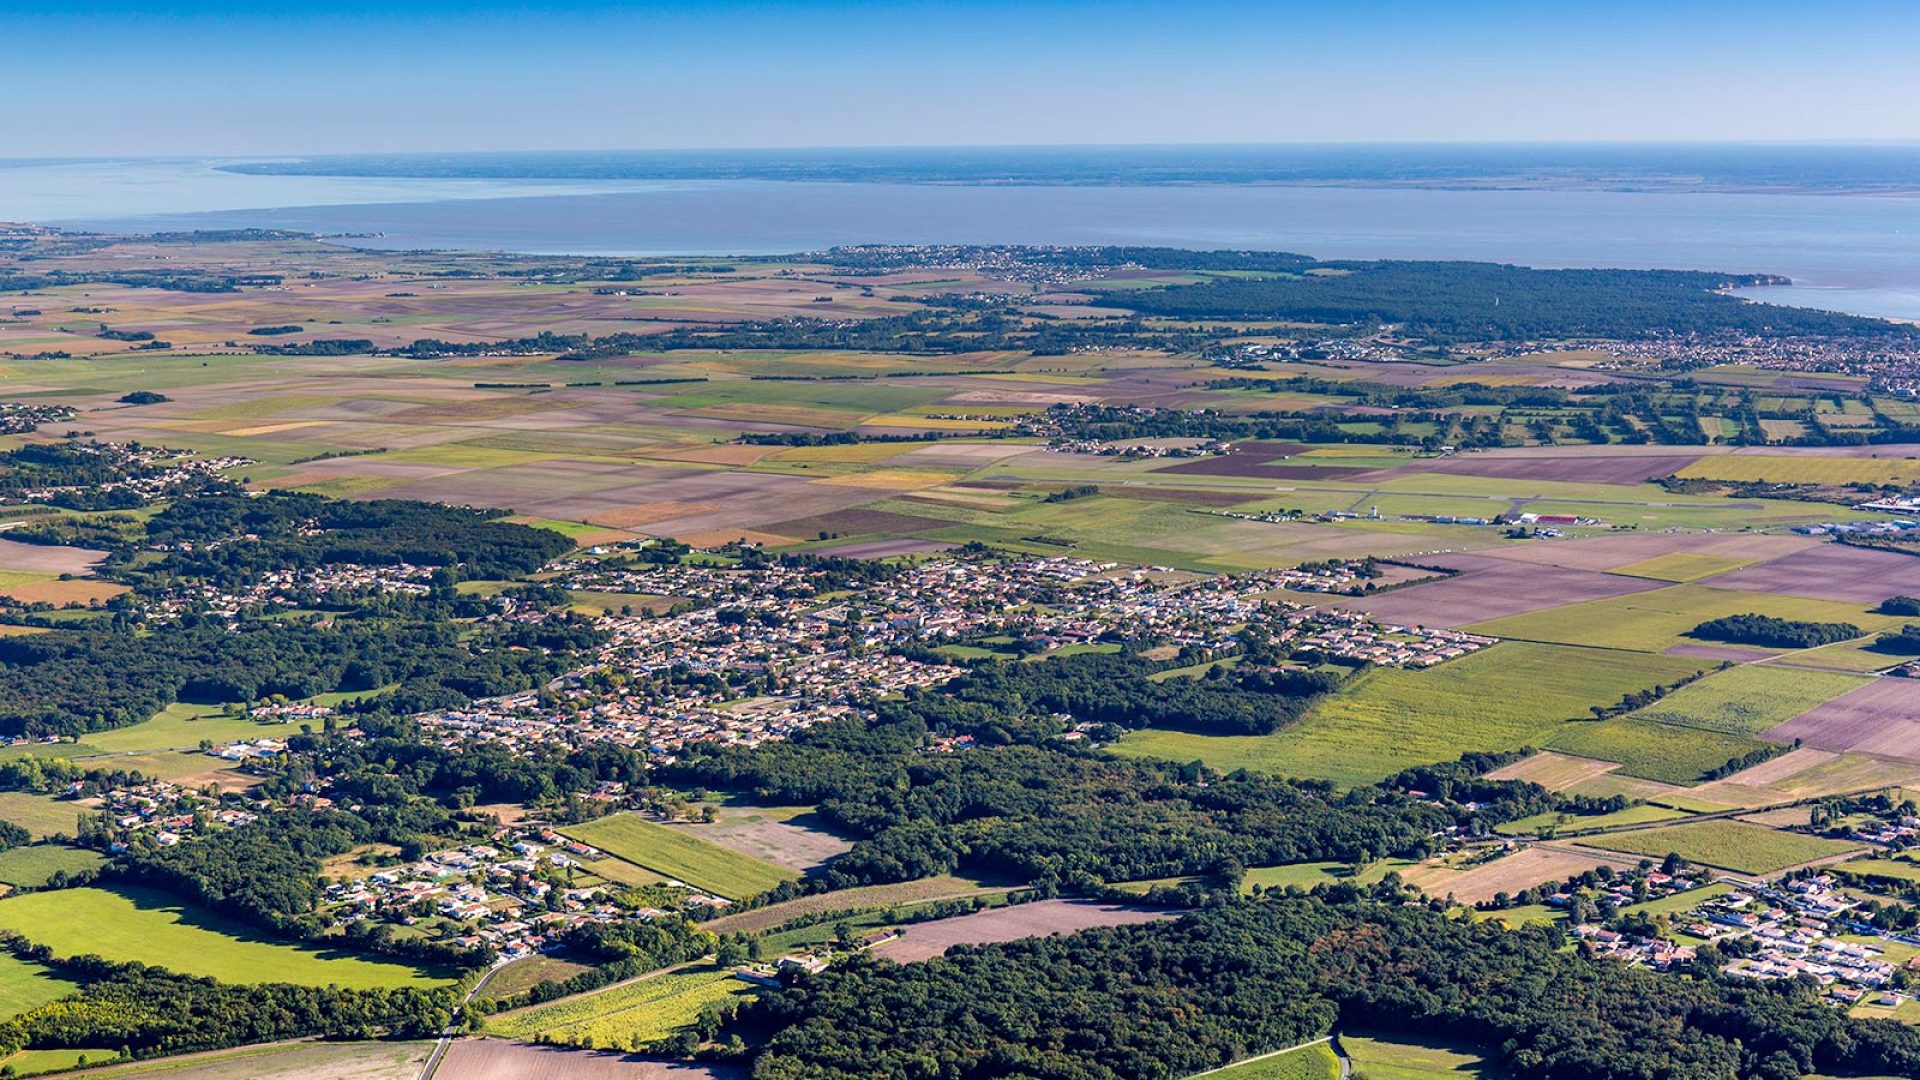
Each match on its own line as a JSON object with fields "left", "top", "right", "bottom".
{"left": 664, "top": 810, "right": 854, "bottom": 874}
{"left": 868, "top": 899, "right": 1177, "bottom": 963}
{"left": 435, "top": 1040, "right": 741, "bottom": 1080}
{"left": 0, "top": 538, "right": 107, "bottom": 576}
{"left": 1763, "top": 679, "right": 1920, "bottom": 761}
{"left": 1706, "top": 544, "right": 1920, "bottom": 605}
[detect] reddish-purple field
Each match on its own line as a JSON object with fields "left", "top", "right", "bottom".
{"left": 1158, "top": 457, "right": 1371, "bottom": 480}
{"left": 869, "top": 900, "right": 1178, "bottom": 963}
{"left": 437, "top": 1041, "right": 742, "bottom": 1080}
{"left": 1764, "top": 679, "right": 1920, "bottom": 761}
{"left": 1327, "top": 559, "right": 1666, "bottom": 627}
{"left": 1704, "top": 545, "right": 1920, "bottom": 605}
{"left": 1369, "top": 453, "right": 1703, "bottom": 486}
{"left": 764, "top": 508, "right": 953, "bottom": 537}
{"left": 818, "top": 538, "right": 957, "bottom": 559}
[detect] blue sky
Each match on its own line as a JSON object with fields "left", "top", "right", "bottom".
{"left": 4, "top": 0, "right": 1918, "bottom": 156}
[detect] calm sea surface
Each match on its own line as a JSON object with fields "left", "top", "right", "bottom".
{"left": 7, "top": 156, "right": 1920, "bottom": 319}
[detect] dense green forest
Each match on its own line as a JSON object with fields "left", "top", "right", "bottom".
{"left": 1119, "top": 260, "right": 1910, "bottom": 343}
{"left": 732, "top": 895, "right": 1920, "bottom": 1080}
{"left": 1687, "top": 614, "right": 1865, "bottom": 649}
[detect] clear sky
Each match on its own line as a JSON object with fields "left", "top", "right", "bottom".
{"left": 4, "top": 0, "right": 1918, "bottom": 157}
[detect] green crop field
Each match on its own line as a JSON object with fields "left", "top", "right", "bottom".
{"left": 1468, "top": 585, "right": 1893, "bottom": 653}
{"left": 0, "top": 844, "right": 107, "bottom": 887}
{"left": 0, "top": 886, "right": 451, "bottom": 988}
{"left": 558, "top": 814, "right": 797, "bottom": 899}
{"left": 79, "top": 703, "right": 284, "bottom": 755}
{"left": 1113, "top": 643, "right": 1700, "bottom": 786}
{"left": 1341, "top": 1034, "right": 1507, "bottom": 1079}
{"left": 0, "top": 792, "right": 85, "bottom": 839}
{"left": 486, "top": 964, "right": 750, "bottom": 1050}
{"left": 1549, "top": 718, "right": 1769, "bottom": 785}
{"left": 0, "top": 950, "right": 81, "bottom": 1020}
{"left": 1622, "top": 664, "right": 1870, "bottom": 735}
{"left": 1208, "top": 1041, "right": 1340, "bottom": 1080}
{"left": 1834, "top": 856, "right": 1920, "bottom": 884}
{"left": 1493, "top": 803, "right": 1688, "bottom": 837}
{"left": 1575, "top": 820, "right": 1861, "bottom": 874}
{"left": 1241, "top": 859, "right": 1421, "bottom": 893}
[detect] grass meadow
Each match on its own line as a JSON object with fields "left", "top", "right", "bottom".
{"left": 558, "top": 814, "right": 798, "bottom": 899}
{"left": 0, "top": 886, "right": 451, "bottom": 989}
{"left": 1577, "top": 820, "right": 1861, "bottom": 874}
{"left": 1113, "top": 643, "right": 1701, "bottom": 786}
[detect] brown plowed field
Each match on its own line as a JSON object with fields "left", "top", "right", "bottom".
{"left": 1764, "top": 679, "right": 1920, "bottom": 761}
{"left": 1705, "top": 545, "right": 1920, "bottom": 606}
{"left": 1328, "top": 561, "right": 1666, "bottom": 627}
{"left": 435, "top": 1040, "right": 741, "bottom": 1080}
{"left": 868, "top": 900, "right": 1178, "bottom": 963}
{"left": 1367, "top": 453, "right": 1701, "bottom": 486}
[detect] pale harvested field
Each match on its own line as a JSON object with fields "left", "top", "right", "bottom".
{"left": 1764, "top": 680, "right": 1920, "bottom": 761}
{"left": 0, "top": 578, "right": 127, "bottom": 605}
{"left": 1370, "top": 453, "right": 1702, "bottom": 486}
{"left": 1561, "top": 771, "right": 1696, "bottom": 803}
{"left": 868, "top": 900, "right": 1178, "bottom": 963}
{"left": 1408, "top": 847, "right": 1622, "bottom": 904}
{"left": 0, "top": 538, "right": 106, "bottom": 575}
{"left": 1470, "top": 533, "right": 1814, "bottom": 574}
{"left": 434, "top": 1041, "right": 741, "bottom": 1080}
{"left": 1707, "top": 544, "right": 1920, "bottom": 605}
{"left": 1328, "top": 560, "right": 1665, "bottom": 628}
{"left": 1690, "top": 748, "right": 1920, "bottom": 806}
{"left": 1484, "top": 751, "right": 1622, "bottom": 792}
{"left": 69, "top": 1040, "right": 433, "bottom": 1080}
{"left": 664, "top": 811, "right": 854, "bottom": 874}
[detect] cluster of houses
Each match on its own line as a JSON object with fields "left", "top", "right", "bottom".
{"left": 1659, "top": 878, "right": 1917, "bottom": 1004}
{"left": 1, "top": 442, "right": 252, "bottom": 507}
{"left": 1279, "top": 608, "right": 1494, "bottom": 668}
{"left": 0, "top": 401, "right": 76, "bottom": 435}
{"left": 148, "top": 562, "right": 439, "bottom": 623}
{"left": 322, "top": 829, "right": 721, "bottom": 963}
{"left": 1616, "top": 332, "right": 1920, "bottom": 382}
{"left": 84, "top": 780, "right": 255, "bottom": 850}
{"left": 416, "top": 554, "right": 1384, "bottom": 762}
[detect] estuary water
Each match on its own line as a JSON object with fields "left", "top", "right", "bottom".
{"left": 6, "top": 154, "right": 1920, "bottom": 319}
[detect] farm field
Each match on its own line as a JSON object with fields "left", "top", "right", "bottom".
{"left": 0, "top": 949, "right": 80, "bottom": 1020}
{"left": 70, "top": 1040, "right": 438, "bottom": 1080}
{"left": 1114, "top": 643, "right": 1701, "bottom": 786}
{"left": 867, "top": 899, "right": 1179, "bottom": 963}
{"left": 0, "top": 885, "right": 451, "bottom": 988}
{"left": 1404, "top": 847, "right": 1626, "bottom": 905}
{"left": 1341, "top": 1034, "right": 1508, "bottom": 1079}
{"left": 1761, "top": 678, "right": 1920, "bottom": 762}
{"left": 1206, "top": 1041, "right": 1340, "bottom": 1080}
{"left": 0, "top": 843, "right": 107, "bottom": 887}
{"left": 1574, "top": 820, "right": 1862, "bottom": 874}
{"left": 1493, "top": 803, "right": 1688, "bottom": 838}
{"left": 481, "top": 954, "right": 596, "bottom": 1000}
{"left": 1622, "top": 665, "right": 1870, "bottom": 735}
{"left": 486, "top": 964, "right": 751, "bottom": 1049}
{"left": 1240, "top": 858, "right": 1422, "bottom": 893}
{"left": 436, "top": 1040, "right": 742, "bottom": 1080}
{"left": 701, "top": 873, "right": 1014, "bottom": 935}
{"left": 0, "top": 792, "right": 84, "bottom": 839}
{"left": 664, "top": 803, "right": 854, "bottom": 874}
{"left": 558, "top": 814, "right": 798, "bottom": 899}
{"left": 1546, "top": 717, "right": 1766, "bottom": 784}
{"left": 1467, "top": 584, "right": 1894, "bottom": 653}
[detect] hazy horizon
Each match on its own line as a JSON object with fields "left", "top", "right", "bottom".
{"left": 8, "top": 1, "right": 1920, "bottom": 157}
